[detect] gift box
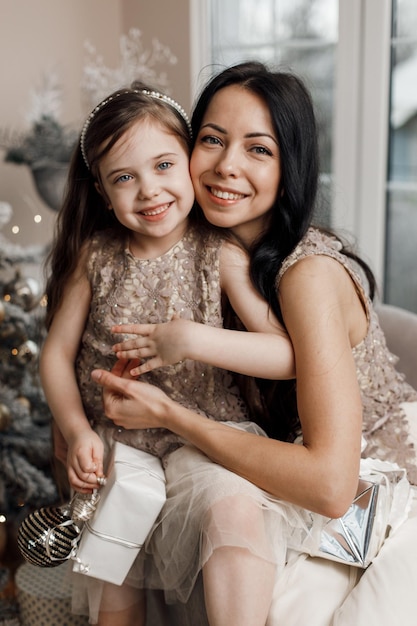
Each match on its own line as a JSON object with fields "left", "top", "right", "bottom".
{"left": 73, "top": 442, "right": 166, "bottom": 585}
{"left": 15, "top": 561, "right": 88, "bottom": 626}
{"left": 317, "top": 459, "right": 411, "bottom": 567}
{"left": 290, "top": 458, "right": 411, "bottom": 568}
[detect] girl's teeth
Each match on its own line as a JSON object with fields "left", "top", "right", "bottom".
{"left": 142, "top": 204, "right": 168, "bottom": 216}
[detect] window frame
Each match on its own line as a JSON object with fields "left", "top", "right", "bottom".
{"left": 190, "top": 0, "right": 393, "bottom": 290}
{"left": 333, "top": 0, "right": 392, "bottom": 289}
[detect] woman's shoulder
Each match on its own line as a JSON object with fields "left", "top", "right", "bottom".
{"left": 282, "top": 227, "right": 342, "bottom": 266}
{"left": 277, "top": 227, "right": 363, "bottom": 285}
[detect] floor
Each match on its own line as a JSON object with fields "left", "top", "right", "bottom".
{"left": 0, "top": 521, "right": 22, "bottom": 625}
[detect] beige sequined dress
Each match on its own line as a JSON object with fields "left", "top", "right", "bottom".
{"left": 73, "top": 224, "right": 270, "bottom": 621}
{"left": 277, "top": 227, "right": 417, "bottom": 484}
{"left": 75, "top": 224, "right": 249, "bottom": 461}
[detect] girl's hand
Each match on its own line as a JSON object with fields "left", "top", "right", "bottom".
{"left": 66, "top": 429, "right": 105, "bottom": 493}
{"left": 112, "top": 319, "right": 196, "bottom": 375}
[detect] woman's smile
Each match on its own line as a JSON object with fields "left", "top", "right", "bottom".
{"left": 208, "top": 185, "right": 247, "bottom": 202}
{"left": 190, "top": 84, "right": 280, "bottom": 245}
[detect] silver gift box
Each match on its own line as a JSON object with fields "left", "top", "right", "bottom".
{"left": 318, "top": 475, "right": 383, "bottom": 566}
{"left": 290, "top": 459, "right": 411, "bottom": 568}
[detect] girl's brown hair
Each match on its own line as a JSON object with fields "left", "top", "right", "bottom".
{"left": 44, "top": 82, "right": 192, "bottom": 329}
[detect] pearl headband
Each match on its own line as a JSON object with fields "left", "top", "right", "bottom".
{"left": 80, "top": 89, "right": 192, "bottom": 169}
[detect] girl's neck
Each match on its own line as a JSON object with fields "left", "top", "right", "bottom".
{"left": 128, "top": 220, "right": 189, "bottom": 259}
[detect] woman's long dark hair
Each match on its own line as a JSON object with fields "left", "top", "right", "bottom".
{"left": 191, "top": 61, "right": 376, "bottom": 440}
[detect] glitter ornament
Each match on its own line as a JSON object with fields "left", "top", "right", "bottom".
{"left": 3, "top": 273, "right": 42, "bottom": 312}
{"left": 15, "top": 339, "right": 39, "bottom": 365}
{"left": 17, "top": 505, "right": 81, "bottom": 567}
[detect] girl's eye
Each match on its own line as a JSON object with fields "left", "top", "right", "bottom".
{"left": 157, "top": 161, "right": 172, "bottom": 171}
{"left": 116, "top": 174, "right": 133, "bottom": 183}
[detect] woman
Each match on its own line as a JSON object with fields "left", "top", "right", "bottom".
{"left": 92, "top": 62, "right": 417, "bottom": 625}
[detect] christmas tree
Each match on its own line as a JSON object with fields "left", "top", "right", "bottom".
{"left": 0, "top": 202, "right": 58, "bottom": 533}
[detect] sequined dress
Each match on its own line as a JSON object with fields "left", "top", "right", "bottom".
{"left": 75, "top": 225, "right": 249, "bottom": 460}
{"left": 277, "top": 227, "right": 417, "bottom": 484}
{"left": 72, "top": 225, "right": 262, "bottom": 621}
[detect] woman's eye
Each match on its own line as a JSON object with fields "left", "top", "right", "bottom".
{"left": 251, "top": 146, "right": 273, "bottom": 156}
{"left": 200, "top": 135, "right": 221, "bottom": 146}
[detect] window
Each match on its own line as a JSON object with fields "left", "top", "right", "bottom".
{"left": 191, "top": 0, "right": 417, "bottom": 313}
{"left": 385, "top": 0, "right": 417, "bottom": 312}
{"left": 202, "top": 0, "right": 338, "bottom": 225}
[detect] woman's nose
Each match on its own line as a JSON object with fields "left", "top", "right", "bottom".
{"left": 214, "top": 147, "right": 240, "bottom": 178}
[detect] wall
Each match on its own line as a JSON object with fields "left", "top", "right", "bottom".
{"left": 123, "top": 0, "right": 192, "bottom": 108}
{"left": 0, "top": 0, "right": 191, "bottom": 250}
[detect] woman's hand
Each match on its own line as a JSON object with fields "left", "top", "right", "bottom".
{"left": 91, "top": 359, "right": 170, "bottom": 429}
{"left": 112, "top": 319, "right": 196, "bottom": 376}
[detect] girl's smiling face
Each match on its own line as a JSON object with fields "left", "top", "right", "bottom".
{"left": 98, "top": 118, "right": 194, "bottom": 258}
{"left": 190, "top": 84, "right": 281, "bottom": 246}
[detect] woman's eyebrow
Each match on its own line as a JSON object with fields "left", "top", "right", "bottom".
{"left": 246, "top": 131, "right": 278, "bottom": 145}
{"left": 200, "top": 122, "right": 226, "bottom": 133}
{"left": 200, "top": 122, "right": 277, "bottom": 145}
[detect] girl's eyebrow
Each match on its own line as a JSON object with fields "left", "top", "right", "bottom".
{"left": 200, "top": 122, "right": 278, "bottom": 145}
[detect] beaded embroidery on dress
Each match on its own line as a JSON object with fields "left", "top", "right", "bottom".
{"left": 277, "top": 227, "right": 417, "bottom": 484}
{"left": 75, "top": 224, "right": 249, "bottom": 461}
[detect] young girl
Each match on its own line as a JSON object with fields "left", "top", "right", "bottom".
{"left": 40, "top": 82, "right": 297, "bottom": 625}
{"left": 92, "top": 63, "right": 417, "bottom": 626}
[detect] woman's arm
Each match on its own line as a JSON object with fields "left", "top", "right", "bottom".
{"left": 94, "top": 255, "right": 365, "bottom": 517}
{"left": 113, "top": 320, "right": 293, "bottom": 379}
{"left": 40, "top": 254, "right": 104, "bottom": 491}
{"left": 112, "top": 242, "right": 295, "bottom": 379}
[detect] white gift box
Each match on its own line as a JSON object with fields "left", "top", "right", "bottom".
{"left": 73, "top": 442, "right": 166, "bottom": 585}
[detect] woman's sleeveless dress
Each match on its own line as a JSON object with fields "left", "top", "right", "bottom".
{"left": 277, "top": 227, "right": 417, "bottom": 483}
{"left": 268, "top": 227, "right": 417, "bottom": 626}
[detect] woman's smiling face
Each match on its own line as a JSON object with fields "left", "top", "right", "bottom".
{"left": 190, "top": 84, "right": 281, "bottom": 246}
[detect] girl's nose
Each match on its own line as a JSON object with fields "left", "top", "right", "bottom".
{"left": 138, "top": 176, "right": 160, "bottom": 200}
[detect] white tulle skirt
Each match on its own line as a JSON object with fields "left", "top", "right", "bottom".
{"left": 133, "top": 426, "right": 312, "bottom": 604}
{"left": 71, "top": 421, "right": 313, "bottom": 622}
{"left": 72, "top": 404, "right": 417, "bottom": 625}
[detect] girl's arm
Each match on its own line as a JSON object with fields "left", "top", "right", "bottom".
{"left": 39, "top": 252, "right": 103, "bottom": 492}
{"left": 93, "top": 255, "right": 365, "bottom": 518}
{"left": 113, "top": 242, "right": 295, "bottom": 379}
